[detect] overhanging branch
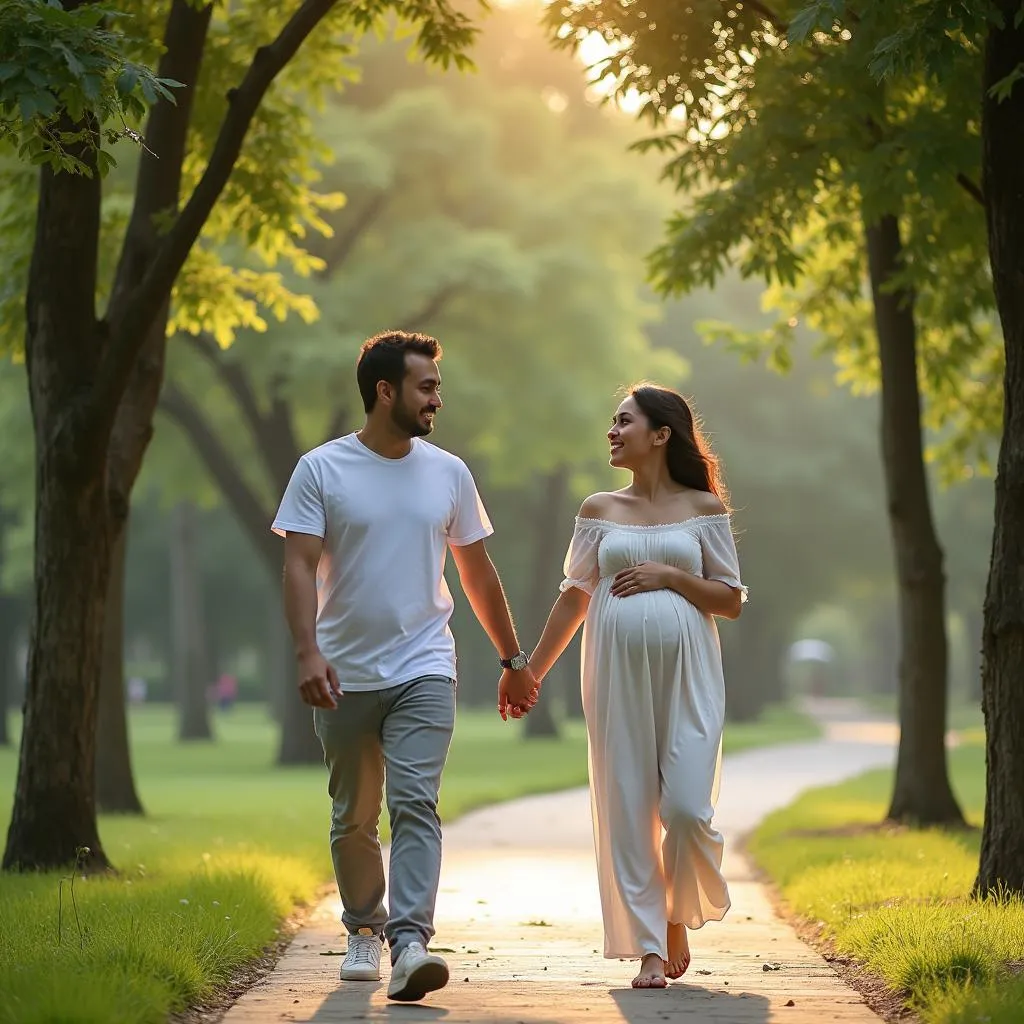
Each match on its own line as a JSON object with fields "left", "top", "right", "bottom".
{"left": 182, "top": 332, "right": 299, "bottom": 493}
{"left": 956, "top": 173, "right": 986, "bottom": 208}
{"left": 397, "top": 285, "right": 460, "bottom": 334}
{"left": 159, "top": 379, "right": 280, "bottom": 571}
{"left": 96, "top": 0, "right": 341, "bottom": 432}
{"left": 316, "top": 192, "right": 390, "bottom": 281}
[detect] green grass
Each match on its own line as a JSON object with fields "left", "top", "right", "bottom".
{"left": 0, "top": 704, "right": 592, "bottom": 1024}
{"left": 0, "top": 700, "right": 819, "bottom": 1023}
{"left": 722, "top": 702, "right": 821, "bottom": 754}
{"left": 749, "top": 737, "right": 1024, "bottom": 1023}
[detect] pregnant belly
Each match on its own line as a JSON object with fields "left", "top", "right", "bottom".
{"left": 601, "top": 587, "right": 700, "bottom": 653}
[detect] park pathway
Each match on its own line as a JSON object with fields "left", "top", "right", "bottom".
{"left": 221, "top": 701, "right": 901, "bottom": 1024}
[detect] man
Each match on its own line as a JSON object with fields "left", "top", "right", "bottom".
{"left": 272, "top": 330, "right": 538, "bottom": 1003}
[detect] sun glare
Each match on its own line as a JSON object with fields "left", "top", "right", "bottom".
{"left": 576, "top": 30, "right": 646, "bottom": 115}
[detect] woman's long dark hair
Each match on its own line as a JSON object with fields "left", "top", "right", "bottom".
{"left": 628, "top": 384, "right": 729, "bottom": 507}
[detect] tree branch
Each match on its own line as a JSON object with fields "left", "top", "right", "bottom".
{"left": 182, "top": 332, "right": 299, "bottom": 493}
{"left": 159, "top": 380, "right": 281, "bottom": 573}
{"left": 314, "top": 285, "right": 461, "bottom": 446}
{"left": 956, "top": 172, "right": 986, "bottom": 208}
{"left": 397, "top": 285, "right": 460, "bottom": 334}
{"left": 324, "top": 402, "right": 352, "bottom": 444}
{"left": 107, "top": 0, "right": 214, "bottom": 320}
{"left": 316, "top": 192, "right": 390, "bottom": 281}
{"left": 96, "top": 0, "right": 341, "bottom": 434}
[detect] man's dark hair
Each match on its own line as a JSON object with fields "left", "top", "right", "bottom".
{"left": 356, "top": 330, "right": 442, "bottom": 413}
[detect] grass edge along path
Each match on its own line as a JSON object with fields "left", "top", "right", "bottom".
{"left": 0, "top": 701, "right": 816, "bottom": 1024}
{"left": 747, "top": 734, "right": 1024, "bottom": 1024}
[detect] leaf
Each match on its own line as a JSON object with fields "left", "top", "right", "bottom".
{"left": 987, "top": 62, "right": 1024, "bottom": 103}
{"left": 116, "top": 66, "right": 139, "bottom": 97}
{"left": 788, "top": 2, "right": 833, "bottom": 44}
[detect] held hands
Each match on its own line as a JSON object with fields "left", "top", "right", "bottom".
{"left": 497, "top": 667, "right": 541, "bottom": 722}
{"left": 610, "top": 561, "right": 671, "bottom": 598}
{"left": 297, "top": 649, "right": 342, "bottom": 709}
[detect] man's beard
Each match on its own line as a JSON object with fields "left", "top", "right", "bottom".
{"left": 391, "top": 402, "right": 433, "bottom": 438}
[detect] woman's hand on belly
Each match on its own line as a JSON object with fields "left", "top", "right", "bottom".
{"left": 610, "top": 561, "right": 673, "bottom": 598}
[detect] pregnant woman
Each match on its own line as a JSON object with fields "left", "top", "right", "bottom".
{"left": 528, "top": 384, "right": 746, "bottom": 989}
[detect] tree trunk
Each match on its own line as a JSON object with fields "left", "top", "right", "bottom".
{"left": 266, "top": 595, "right": 289, "bottom": 723}
{"left": 722, "top": 621, "right": 771, "bottom": 722}
{"left": 2, "top": 134, "right": 115, "bottom": 873}
{"left": 95, "top": 527, "right": 145, "bottom": 814}
{"left": 868, "top": 597, "right": 899, "bottom": 695}
{"left": 963, "top": 606, "right": 983, "bottom": 704}
{"left": 160, "top": 379, "right": 335, "bottom": 764}
{"left": 0, "top": 510, "right": 17, "bottom": 747}
{"left": 170, "top": 501, "right": 214, "bottom": 741}
{"left": 722, "top": 600, "right": 782, "bottom": 721}
{"left": 0, "top": 594, "right": 15, "bottom": 747}
{"left": 276, "top": 686, "right": 321, "bottom": 764}
{"left": 4, "top": 0, "right": 343, "bottom": 873}
{"left": 863, "top": 212, "right": 965, "bottom": 827}
{"left": 523, "top": 467, "right": 570, "bottom": 739}
{"left": 269, "top": 542, "right": 321, "bottom": 765}
{"left": 974, "top": 8, "right": 1024, "bottom": 897}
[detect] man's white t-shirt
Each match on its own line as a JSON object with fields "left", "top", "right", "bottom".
{"left": 272, "top": 433, "right": 493, "bottom": 691}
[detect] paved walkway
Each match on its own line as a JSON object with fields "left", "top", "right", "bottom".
{"left": 223, "top": 703, "right": 900, "bottom": 1023}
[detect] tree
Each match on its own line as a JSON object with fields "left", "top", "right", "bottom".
{"left": 976, "top": 7, "right": 1024, "bottom": 894}
{"left": 0, "top": 0, "right": 482, "bottom": 873}
{"left": 543, "top": 0, "right": 991, "bottom": 825}
{"left": 170, "top": 500, "right": 214, "bottom": 741}
{"left": 858, "top": 0, "right": 1024, "bottom": 895}
{"left": 647, "top": 282, "right": 898, "bottom": 718}
{"left": 157, "top": 19, "right": 682, "bottom": 740}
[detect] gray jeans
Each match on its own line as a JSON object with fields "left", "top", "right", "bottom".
{"left": 313, "top": 675, "right": 456, "bottom": 961}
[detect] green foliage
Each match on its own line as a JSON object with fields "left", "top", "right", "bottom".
{"left": 157, "top": 13, "right": 685, "bottom": 518}
{"left": 0, "top": 0, "right": 182, "bottom": 174}
{"left": 750, "top": 738, "right": 1024, "bottom": 1022}
{"left": 546, "top": 0, "right": 1001, "bottom": 480}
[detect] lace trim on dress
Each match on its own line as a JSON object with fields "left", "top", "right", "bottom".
{"left": 574, "top": 513, "right": 730, "bottom": 531}
{"left": 709, "top": 576, "right": 750, "bottom": 603}
{"left": 559, "top": 578, "right": 592, "bottom": 594}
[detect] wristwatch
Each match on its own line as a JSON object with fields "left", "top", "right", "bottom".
{"left": 500, "top": 651, "right": 530, "bottom": 671}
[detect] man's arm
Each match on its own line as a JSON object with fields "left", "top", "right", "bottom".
{"left": 283, "top": 531, "right": 341, "bottom": 708}
{"left": 449, "top": 539, "right": 539, "bottom": 719}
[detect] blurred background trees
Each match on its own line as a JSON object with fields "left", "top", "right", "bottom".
{"left": 0, "top": 0, "right": 1005, "bottom": 865}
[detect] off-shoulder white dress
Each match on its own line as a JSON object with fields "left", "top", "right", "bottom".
{"left": 560, "top": 514, "right": 747, "bottom": 959}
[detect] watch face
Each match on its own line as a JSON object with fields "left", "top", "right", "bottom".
{"left": 510, "top": 653, "right": 528, "bottom": 671}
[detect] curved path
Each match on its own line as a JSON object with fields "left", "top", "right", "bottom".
{"left": 222, "top": 702, "right": 899, "bottom": 1023}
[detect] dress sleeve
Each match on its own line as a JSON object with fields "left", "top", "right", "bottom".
{"left": 699, "top": 515, "right": 748, "bottom": 603}
{"left": 559, "top": 519, "right": 605, "bottom": 595}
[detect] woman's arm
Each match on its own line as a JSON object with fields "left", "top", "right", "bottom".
{"left": 610, "top": 562, "right": 743, "bottom": 620}
{"left": 529, "top": 586, "right": 591, "bottom": 684}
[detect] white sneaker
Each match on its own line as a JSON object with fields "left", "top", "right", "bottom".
{"left": 386, "top": 940, "right": 449, "bottom": 1001}
{"left": 339, "top": 928, "right": 382, "bottom": 981}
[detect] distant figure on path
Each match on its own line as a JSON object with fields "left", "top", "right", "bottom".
{"left": 273, "top": 331, "right": 538, "bottom": 1002}
{"left": 527, "top": 384, "right": 746, "bottom": 989}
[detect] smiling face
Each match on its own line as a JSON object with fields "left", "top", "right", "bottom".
{"left": 607, "top": 396, "right": 669, "bottom": 469}
{"left": 387, "top": 352, "right": 443, "bottom": 437}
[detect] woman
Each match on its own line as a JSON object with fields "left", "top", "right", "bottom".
{"left": 528, "top": 384, "right": 746, "bottom": 989}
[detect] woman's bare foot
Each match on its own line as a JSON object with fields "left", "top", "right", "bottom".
{"left": 665, "top": 922, "right": 691, "bottom": 979}
{"left": 631, "top": 953, "right": 668, "bottom": 989}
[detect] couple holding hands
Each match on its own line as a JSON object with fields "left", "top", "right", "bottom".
{"left": 273, "top": 330, "right": 745, "bottom": 1002}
